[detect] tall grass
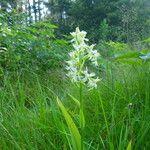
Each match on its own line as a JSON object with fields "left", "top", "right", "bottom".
{"left": 0, "top": 61, "right": 150, "bottom": 149}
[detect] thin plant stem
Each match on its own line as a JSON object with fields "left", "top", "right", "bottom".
{"left": 79, "top": 82, "right": 84, "bottom": 150}
{"left": 99, "top": 92, "right": 112, "bottom": 149}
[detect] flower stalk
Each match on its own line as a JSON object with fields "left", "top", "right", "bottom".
{"left": 66, "top": 27, "right": 101, "bottom": 149}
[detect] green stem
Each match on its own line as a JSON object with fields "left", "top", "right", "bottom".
{"left": 79, "top": 82, "right": 84, "bottom": 150}
{"left": 80, "top": 82, "right": 83, "bottom": 115}
{"left": 99, "top": 93, "right": 112, "bottom": 149}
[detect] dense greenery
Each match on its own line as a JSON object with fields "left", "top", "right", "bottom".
{"left": 0, "top": 0, "right": 150, "bottom": 150}
{"left": 0, "top": 0, "right": 150, "bottom": 42}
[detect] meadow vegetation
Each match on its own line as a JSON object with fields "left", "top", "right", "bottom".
{"left": 0, "top": 0, "right": 150, "bottom": 150}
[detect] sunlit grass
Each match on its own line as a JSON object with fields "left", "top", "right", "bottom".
{"left": 0, "top": 62, "right": 150, "bottom": 149}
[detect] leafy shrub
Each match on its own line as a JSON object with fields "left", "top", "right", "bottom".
{"left": 97, "top": 40, "right": 150, "bottom": 65}
{"left": 0, "top": 21, "right": 71, "bottom": 72}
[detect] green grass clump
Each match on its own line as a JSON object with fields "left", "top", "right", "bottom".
{"left": 0, "top": 61, "right": 150, "bottom": 150}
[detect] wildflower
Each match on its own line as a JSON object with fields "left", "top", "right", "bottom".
{"left": 66, "top": 27, "right": 101, "bottom": 89}
{"left": 128, "top": 103, "right": 133, "bottom": 109}
{"left": 70, "top": 27, "right": 88, "bottom": 44}
{"left": 83, "top": 68, "right": 96, "bottom": 82}
{"left": 88, "top": 77, "right": 100, "bottom": 89}
{"left": 2, "top": 33, "right": 6, "bottom": 37}
{"left": 88, "top": 49, "right": 100, "bottom": 66}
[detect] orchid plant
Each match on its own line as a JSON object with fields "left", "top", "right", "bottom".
{"left": 66, "top": 27, "right": 101, "bottom": 149}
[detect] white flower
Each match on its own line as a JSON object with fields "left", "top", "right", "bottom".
{"left": 2, "top": 33, "right": 6, "bottom": 37}
{"left": 128, "top": 103, "right": 133, "bottom": 109}
{"left": 70, "top": 27, "right": 88, "bottom": 44}
{"left": 92, "top": 60, "right": 98, "bottom": 66}
{"left": 88, "top": 47, "right": 100, "bottom": 66}
{"left": 82, "top": 68, "right": 95, "bottom": 82}
{"left": 71, "top": 27, "right": 87, "bottom": 39}
{"left": 66, "top": 60, "right": 76, "bottom": 68}
{"left": 67, "top": 71, "right": 78, "bottom": 82}
{"left": 88, "top": 77, "right": 100, "bottom": 89}
{"left": 92, "top": 50, "right": 100, "bottom": 58}
{"left": 66, "top": 27, "right": 101, "bottom": 89}
{"left": 72, "top": 43, "right": 87, "bottom": 51}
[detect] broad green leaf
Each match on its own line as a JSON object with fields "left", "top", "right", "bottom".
{"left": 126, "top": 141, "right": 132, "bottom": 150}
{"left": 57, "top": 97, "right": 81, "bottom": 150}
{"left": 115, "top": 51, "right": 139, "bottom": 59}
{"left": 55, "top": 39, "right": 68, "bottom": 45}
{"left": 68, "top": 94, "right": 80, "bottom": 108}
{"left": 143, "top": 37, "right": 150, "bottom": 43}
{"left": 141, "top": 49, "right": 150, "bottom": 55}
{"left": 116, "top": 58, "right": 142, "bottom": 65}
{"left": 79, "top": 109, "right": 85, "bottom": 128}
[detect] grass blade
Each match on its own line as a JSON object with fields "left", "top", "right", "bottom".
{"left": 126, "top": 141, "right": 132, "bottom": 150}
{"left": 57, "top": 97, "right": 81, "bottom": 150}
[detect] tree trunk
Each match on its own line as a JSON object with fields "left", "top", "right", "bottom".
{"left": 38, "top": 0, "right": 42, "bottom": 21}
{"left": 33, "top": 0, "right": 37, "bottom": 23}
{"left": 27, "top": 0, "right": 32, "bottom": 24}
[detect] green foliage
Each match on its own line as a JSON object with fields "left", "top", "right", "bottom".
{"left": 126, "top": 141, "right": 132, "bottom": 150}
{"left": 0, "top": 60, "right": 150, "bottom": 149}
{"left": 97, "top": 40, "right": 150, "bottom": 65}
{"left": 57, "top": 97, "right": 81, "bottom": 150}
{"left": 0, "top": 21, "right": 70, "bottom": 71}
{"left": 1, "top": 0, "right": 150, "bottom": 42}
{"left": 0, "top": 1, "right": 150, "bottom": 150}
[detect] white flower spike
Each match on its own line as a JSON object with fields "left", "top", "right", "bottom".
{"left": 66, "top": 27, "right": 101, "bottom": 89}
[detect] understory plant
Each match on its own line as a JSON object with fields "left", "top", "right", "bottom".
{"left": 58, "top": 27, "right": 100, "bottom": 150}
